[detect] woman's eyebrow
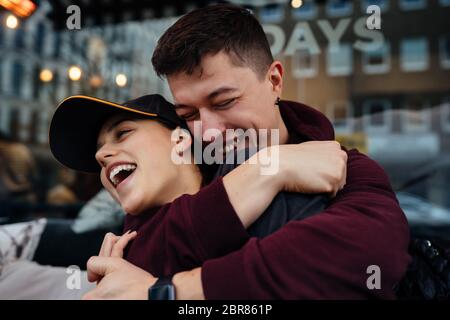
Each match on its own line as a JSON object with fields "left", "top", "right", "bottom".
{"left": 107, "top": 118, "right": 128, "bottom": 133}
{"left": 96, "top": 118, "right": 128, "bottom": 150}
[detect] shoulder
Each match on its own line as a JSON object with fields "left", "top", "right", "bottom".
{"left": 343, "top": 148, "right": 395, "bottom": 195}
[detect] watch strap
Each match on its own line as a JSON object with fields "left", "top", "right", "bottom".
{"left": 149, "top": 276, "right": 175, "bottom": 300}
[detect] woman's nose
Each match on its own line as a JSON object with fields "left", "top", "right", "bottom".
{"left": 95, "top": 144, "right": 118, "bottom": 168}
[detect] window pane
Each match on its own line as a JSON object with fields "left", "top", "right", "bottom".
{"left": 399, "top": 0, "right": 427, "bottom": 10}
{"left": 361, "top": 0, "right": 389, "bottom": 12}
{"left": 362, "top": 42, "right": 391, "bottom": 74}
{"left": 260, "top": 4, "right": 284, "bottom": 23}
{"left": 327, "top": 44, "right": 353, "bottom": 76}
{"left": 292, "top": 49, "right": 319, "bottom": 78}
{"left": 292, "top": 0, "right": 317, "bottom": 20}
{"left": 400, "top": 37, "right": 429, "bottom": 72}
{"left": 326, "top": 0, "right": 353, "bottom": 17}
{"left": 439, "top": 35, "right": 450, "bottom": 69}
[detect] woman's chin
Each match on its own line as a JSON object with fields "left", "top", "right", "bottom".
{"left": 121, "top": 202, "right": 143, "bottom": 215}
{"left": 120, "top": 193, "right": 157, "bottom": 215}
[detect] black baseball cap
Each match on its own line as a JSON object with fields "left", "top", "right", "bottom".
{"left": 49, "top": 94, "right": 185, "bottom": 173}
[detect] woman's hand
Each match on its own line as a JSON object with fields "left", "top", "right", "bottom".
{"left": 274, "top": 141, "right": 348, "bottom": 196}
{"left": 99, "top": 230, "right": 137, "bottom": 258}
{"left": 84, "top": 256, "right": 156, "bottom": 300}
{"left": 223, "top": 140, "right": 347, "bottom": 228}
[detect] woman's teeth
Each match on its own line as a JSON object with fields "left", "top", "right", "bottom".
{"left": 109, "top": 164, "right": 137, "bottom": 186}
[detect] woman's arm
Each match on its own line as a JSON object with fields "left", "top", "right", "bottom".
{"left": 223, "top": 141, "right": 347, "bottom": 228}
{"left": 105, "top": 141, "right": 347, "bottom": 277}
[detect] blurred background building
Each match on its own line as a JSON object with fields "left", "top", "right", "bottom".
{"left": 0, "top": 0, "right": 450, "bottom": 236}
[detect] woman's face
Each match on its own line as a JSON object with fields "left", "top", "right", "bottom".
{"left": 95, "top": 113, "right": 179, "bottom": 215}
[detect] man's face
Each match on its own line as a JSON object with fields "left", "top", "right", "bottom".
{"left": 167, "top": 51, "right": 284, "bottom": 149}
{"left": 95, "top": 113, "right": 178, "bottom": 215}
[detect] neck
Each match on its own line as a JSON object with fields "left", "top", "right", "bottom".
{"left": 276, "top": 109, "right": 289, "bottom": 145}
{"left": 165, "top": 163, "right": 203, "bottom": 203}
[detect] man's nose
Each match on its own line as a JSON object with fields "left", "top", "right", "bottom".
{"left": 198, "top": 109, "right": 226, "bottom": 143}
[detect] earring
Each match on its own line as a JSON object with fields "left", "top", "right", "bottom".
{"left": 275, "top": 97, "right": 281, "bottom": 106}
{"left": 176, "top": 145, "right": 183, "bottom": 157}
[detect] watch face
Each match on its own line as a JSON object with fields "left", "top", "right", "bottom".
{"left": 149, "top": 278, "right": 175, "bottom": 300}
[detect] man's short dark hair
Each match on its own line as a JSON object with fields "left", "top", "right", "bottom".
{"left": 151, "top": 3, "right": 274, "bottom": 80}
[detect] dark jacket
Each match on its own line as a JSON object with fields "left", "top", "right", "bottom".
{"left": 124, "top": 100, "right": 411, "bottom": 299}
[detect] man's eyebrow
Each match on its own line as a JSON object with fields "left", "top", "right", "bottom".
{"left": 96, "top": 118, "right": 127, "bottom": 151}
{"left": 173, "top": 87, "right": 238, "bottom": 109}
{"left": 207, "top": 86, "right": 238, "bottom": 100}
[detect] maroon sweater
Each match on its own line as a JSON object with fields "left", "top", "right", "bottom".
{"left": 124, "top": 100, "right": 411, "bottom": 299}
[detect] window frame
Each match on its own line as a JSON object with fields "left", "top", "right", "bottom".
{"left": 362, "top": 41, "right": 391, "bottom": 74}
{"left": 401, "top": 98, "right": 432, "bottom": 133}
{"left": 292, "top": 49, "right": 319, "bottom": 78}
{"left": 326, "top": 44, "right": 353, "bottom": 76}
{"left": 362, "top": 99, "right": 393, "bottom": 133}
{"left": 327, "top": 100, "right": 354, "bottom": 133}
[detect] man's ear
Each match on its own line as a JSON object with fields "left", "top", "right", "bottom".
{"left": 267, "top": 60, "right": 284, "bottom": 96}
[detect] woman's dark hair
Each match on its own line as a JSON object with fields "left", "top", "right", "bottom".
{"left": 152, "top": 3, "right": 274, "bottom": 80}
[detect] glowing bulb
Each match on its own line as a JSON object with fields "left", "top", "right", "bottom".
{"left": 68, "top": 66, "right": 82, "bottom": 81}
{"left": 6, "top": 14, "right": 19, "bottom": 29}
{"left": 90, "top": 75, "right": 103, "bottom": 88}
{"left": 291, "top": 0, "right": 303, "bottom": 9}
{"left": 39, "top": 69, "right": 53, "bottom": 82}
{"left": 115, "top": 73, "right": 127, "bottom": 87}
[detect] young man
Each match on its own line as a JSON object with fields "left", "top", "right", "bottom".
{"left": 84, "top": 4, "right": 411, "bottom": 299}
{"left": 49, "top": 94, "right": 343, "bottom": 299}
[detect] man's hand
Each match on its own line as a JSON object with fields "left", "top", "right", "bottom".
{"left": 83, "top": 256, "right": 157, "bottom": 300}
{"left": 275, "top": 141, "right": 347, "bottom": 196}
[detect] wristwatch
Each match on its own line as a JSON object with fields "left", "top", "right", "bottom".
{"left": 148, "top": 276, "right": 175, "bottom": 300}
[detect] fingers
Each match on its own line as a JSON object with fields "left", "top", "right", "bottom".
{"left": 87, "top": 256, "right": 119, "bottom": 283}
{"left": 99, "top": 232, "right": 119, "bottom": 257}
{"left": 332, "top": 145, "right": 348, "bottom": 196}
{"left": 99, "top": 230, "right": 137, "bottom": 258}
{"left": 93, "top": 231, "right": 137, "bottom": 283}
{"left": 87, "top": 256, "right": 105, "bottom": 283}
{"left": 111, "top": 231, "right": 137, "bottom": 258}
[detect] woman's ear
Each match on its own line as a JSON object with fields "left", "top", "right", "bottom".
{"left": 173, "top": 127, "right": 192, "bottom": 152}
{"left": 171, "top": 127, "right": 193, "bottom": 164}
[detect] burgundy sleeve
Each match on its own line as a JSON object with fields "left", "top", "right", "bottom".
{"left": 126, "top": 177, "right": 250, "bottom": 276}
{"left": 201, "top": 150, "right": 411, "bottom": 299}
{"left": 177, "top": 176, "right": 250, "bottom": 260}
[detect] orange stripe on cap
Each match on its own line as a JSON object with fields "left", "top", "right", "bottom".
{"left": 58, "top": 95, "right": 159, "bottom": 117}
